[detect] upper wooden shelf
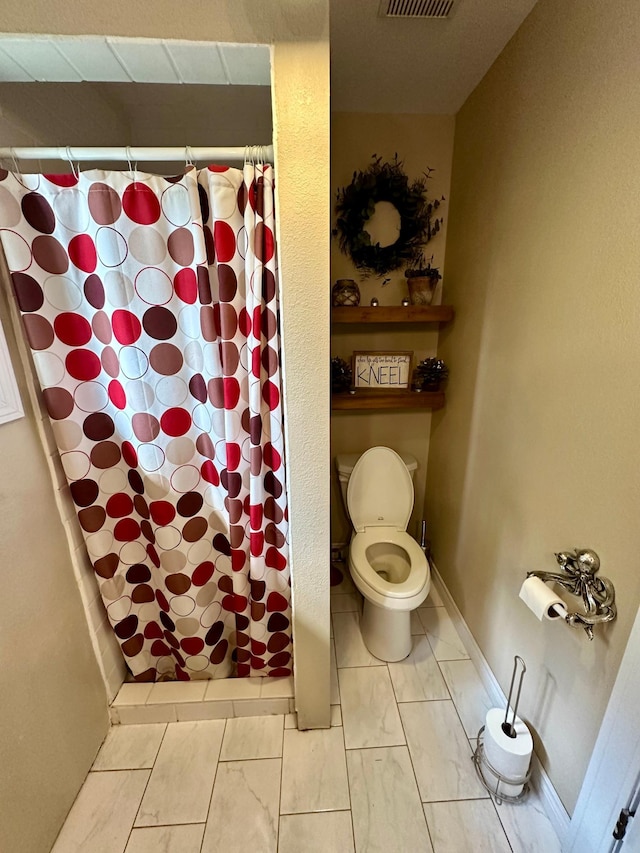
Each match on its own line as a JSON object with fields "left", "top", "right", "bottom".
{"left": 331, "top": 305, "right": 454, "bottom": 324}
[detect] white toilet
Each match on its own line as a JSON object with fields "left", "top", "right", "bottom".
{"left": 336, "top": 446, "right": 431, "bottom": 661}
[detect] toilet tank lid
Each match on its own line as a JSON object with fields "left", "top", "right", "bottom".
{"left": 336, "top": 451, "right": 418, "bottom": 476}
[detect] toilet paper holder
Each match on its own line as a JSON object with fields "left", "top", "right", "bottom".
{"left": 472, "top": 656, "right": 532, "bottom": 805}
{"left": 527, "top": 548, "right": 616, "bottom": 640}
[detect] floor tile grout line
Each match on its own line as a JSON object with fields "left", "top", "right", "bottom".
{"left": 392, "top": 677, "right": 436, "bottom": 851}
{"left": 124, "top": 721, "right": 171, "bottom": 851}
{"left": 197, "top": 716, "right": 227, "bottom": 853}
{"left": 338, "top": 710, "right": 358, "bottom": 853}
{"left": 274, "top": 714, "right": 286, "bottom": 850}
{"left": 489, "top": 800, "right": 516, "bottom": 853}
{"left": 422, "top": 796, "right": 497, "bottom": 804}
{"left": 436, "top": 658, "right": 486, "bottom": 746}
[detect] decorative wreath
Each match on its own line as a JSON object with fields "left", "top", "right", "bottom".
{"left": 334, "top": 155, "right": 440, "bottom": 277}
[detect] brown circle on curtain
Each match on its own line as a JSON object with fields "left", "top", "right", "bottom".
{"left": 84, "top": 274, "right": 105, "bottom": 309}
{"left": 143, "top": 306, "right": 177, "bottom": 340}
{"left": 176, "top": 492, "right": 204, "bottom": 517}
{"left": 70, "top": 478, "right": 100, "bottom": 507}
{"left": 167, "top": 228, "right": 195, "bottom": 266}
{"left": 126, "top": 564, "right": 151, "bottom": 583}
{"left": 22, "top": 192, "right": 55, "bottom": 234}
{"left": 132, "top": 585, "right": 155, "bottom": 604}
{"left": 43, "top": 387, "right": 74, "bottom": 419}
{"left": 132, "top": 412, "right": 161, "bottom": 442}
{"left": 251, "top": 602, "right": 266, "bottom": 621}
{"left": 221, "top": 341, "right": 240, "bottom": 375}
{"left": 166, "top": 573, "right": 192, "bottom": 594}
{"left": 218, "top": 265, "right": 237, "bottom": 301}
{"left": 134, "top": 494, "right": 150, "bottom": 519}
{"left": 22, "top": 314, "right": 54, "bottom": 350}
{"left": 91, "top": 441, "right": 122, "bottom": 469}
{"left": 78, "top": 505, "right": 107, "bottom": 532}
{"left": 92, "top": 311, "right": 112, "bottom": 344}
{"left": 195, "top": 433, "right": 214, "bottom": 459}
{"left": 121, "top": 634, "right": 145, "bottom": 657}
{"left": 32, "top": 235, "right": 68, "bottom": 274}
{"left": 100, "top": 346, "right": 120, "bottom": 378}
{"left": 88, "top": 183, "right": 122, "bottom": 225}
{"left": 149, "top": 343, "right": 183, "bottom": 375}
{"left": 12, "top": 273, "right": 44, "bottom": 312}
{"left": 83, "top": 412, "right": 115, "bottom": 441}
{"left": 182, "top": 516, "right": 208, "bottom": 542}
{"left": 94, "top": 552, "right": 119, "bottom": 579}
{"left": 200, "top": 306, "right": 217, "bottom": 342}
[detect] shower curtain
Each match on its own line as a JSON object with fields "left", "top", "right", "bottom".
{"left": 0, "top": 163, "right": 292, "bottom": 681}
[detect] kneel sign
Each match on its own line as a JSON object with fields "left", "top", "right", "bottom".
{"left": 353, "top": 351, "right": 412, "bottom": 389}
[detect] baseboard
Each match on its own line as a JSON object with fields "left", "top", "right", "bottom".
{"left": 430, "top": 562, "right": 571, "bottom": 842}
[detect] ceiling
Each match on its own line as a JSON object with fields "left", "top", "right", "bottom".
{"left": 330, "top": 0, "right": 539, "bottom": 114}
{"left": 0, "top": 3, "right": 540, "bottom": 121}
{"left": 0, "top": 35, "right": 270, "bottom": 86}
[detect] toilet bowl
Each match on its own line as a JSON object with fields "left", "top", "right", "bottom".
{"left": 336, "top": 446, "right": 430, "bottom": 661}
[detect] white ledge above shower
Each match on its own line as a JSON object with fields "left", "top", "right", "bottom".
{"left": 0, "top": 34, "right": 271, "bottom": 86}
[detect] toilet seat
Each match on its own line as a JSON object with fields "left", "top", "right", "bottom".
{"left": 347, "top": 446, "right": 413, "bottom": 533}
{"left": 350, "top": 527, "right": 429, "bottom": 602}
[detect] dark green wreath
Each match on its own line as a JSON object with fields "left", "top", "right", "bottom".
{"left": 334, "top": 155, "right": 440, "bottom": 277}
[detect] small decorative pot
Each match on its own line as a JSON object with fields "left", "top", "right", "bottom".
{"left": 332, "top": 279, "right": 361, "bottom": 307}
{"left": 407, "top": 276, "right": 438, "bottom": 306}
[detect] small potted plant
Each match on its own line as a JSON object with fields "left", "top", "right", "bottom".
{"left": 331, "top": 356, "right": 353, "bottom": 393}
{"left": 404, "top": 253, "right": 441, "bottom": 305}
{"left": 411, "top": 357, "right": 449, "bottom": 392}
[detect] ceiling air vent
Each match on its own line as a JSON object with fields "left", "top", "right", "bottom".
{"left": 379, "top": 0, "right": 455, "bottom": 18}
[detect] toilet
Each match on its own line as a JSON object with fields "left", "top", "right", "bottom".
{"left": 336, "top": 446, "right": 430, "bottom": 661}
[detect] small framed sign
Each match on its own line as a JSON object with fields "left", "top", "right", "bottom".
{"left": 353, "top": 351, "right": 413, "bottom": 390}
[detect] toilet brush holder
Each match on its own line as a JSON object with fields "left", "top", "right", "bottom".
{"left": 471, "top": 656, "right": 533, "bottom": 805}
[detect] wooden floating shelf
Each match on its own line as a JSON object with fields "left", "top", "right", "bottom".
{"left": 331, "top": 305, "right": 454, "bottom": 324}
{"left": 331, "top": 389, "right": 445, "bottom": 411}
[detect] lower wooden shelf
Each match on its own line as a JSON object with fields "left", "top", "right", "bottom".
{"left": 331, "top": 389, "right": 445, "bottom": 411}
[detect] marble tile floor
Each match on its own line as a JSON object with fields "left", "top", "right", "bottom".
{"left": 51, "top": 573, "right": 562, "bottom": 853}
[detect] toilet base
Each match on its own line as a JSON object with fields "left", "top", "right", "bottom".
{"left": 360, "top": 599, "right": 412, "bottom": 662}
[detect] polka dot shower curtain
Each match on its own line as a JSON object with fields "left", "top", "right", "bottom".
{"left": 0, "top": 164, "right": 292, "bottom": 681}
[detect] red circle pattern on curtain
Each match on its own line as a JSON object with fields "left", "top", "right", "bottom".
{"left": 0, "top": 164, "right": 292, "bottom": 681}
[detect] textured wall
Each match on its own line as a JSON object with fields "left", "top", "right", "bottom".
{"left": 426, "top": 0, "right": 640, "bottom": 813}
{"left": 330, "top": 113, "right": 454, "bottom": 543}
{"left": 0, "top": 286, "right": 108, "bottom": 853}
{"left": 0, "top": 6, "right": 331, "bottom": 852}
{"left": 273, "top": 40, "right": 331, "bottom": 727}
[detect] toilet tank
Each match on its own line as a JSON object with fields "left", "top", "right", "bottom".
{"left": 335, "top": 451, "right": 418, "bottom": 507}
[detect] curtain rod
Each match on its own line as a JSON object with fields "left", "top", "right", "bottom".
{"left": 0, "top": 145, "right": 274, "bottom": 163}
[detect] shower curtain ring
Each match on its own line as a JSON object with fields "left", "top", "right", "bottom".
{"left": 185, "top": 145, "right": 196, "bottom": 171}
{"left": 9, "top": 147, "right": 20, "bottom": 175}
{"left": 65, "top": 146, "right": 80, "bottom": 180}
{"left": 126, "top": 146, "right": 136, "bottom": 178}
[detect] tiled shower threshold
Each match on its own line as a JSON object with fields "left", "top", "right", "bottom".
{"left": 110, "top": 676, "right": 295, "bottom": 725}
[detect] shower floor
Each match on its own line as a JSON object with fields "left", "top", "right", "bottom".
{"left": 51, "top": 572, "right": 562, "bottom": 852}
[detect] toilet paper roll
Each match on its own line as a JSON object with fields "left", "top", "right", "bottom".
{"left": 519, "top": 576, "right": 566, "bottom": 621}
{"left": 483, "top": 707, "right": 533, "bottom": 798}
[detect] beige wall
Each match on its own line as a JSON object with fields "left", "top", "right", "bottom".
{"left": 0, "top": 287, "right": 108, "bottom": 853}
{"left": 272, "top": 40, "right": 331, "bottom": 728}
{"left": 331, "top": 113, "right": 454, "bottom": 542}
{"left": 426, "top": 0, "right": 640, "bottom": 813}
{"left": 0, "top": 8, "right": 331, "bottom": 853}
